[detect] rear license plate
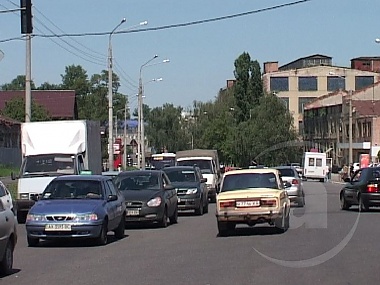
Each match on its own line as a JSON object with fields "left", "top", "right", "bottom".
{"left": 126, "top": 210, "right": 140, "bottom": 216}
{"left": 236, "top": 200, "right": 260, "bottom": 207}
{"left": 45, "top": 224, "right": 71, "bottom": 231}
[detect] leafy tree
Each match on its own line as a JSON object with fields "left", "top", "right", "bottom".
{"left": 1, "top": 97, "right": 51, "bottom": 122}
{"left": 37, "top": 82, "right": 62, "bottom": 90}
{"left": 1, "top": 75, "right": 36, "bottom": 90}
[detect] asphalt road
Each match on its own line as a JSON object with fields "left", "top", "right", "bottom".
{"left": 3, "top": 181, "right": 380, "bottom": 285}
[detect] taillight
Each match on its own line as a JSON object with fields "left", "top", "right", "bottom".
{"left": 367, "top": 184, "right": 379, "bottom": 193}
{"left": 220, "top": 200, "right": 235, "bottom": 208}
{"left": 261, "top": 199, "right": 277, "bottom": 207}
{"left": 292, "top": 179, "right": 299, "bottom": 185}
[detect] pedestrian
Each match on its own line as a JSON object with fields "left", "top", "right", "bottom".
{"left": 349, "top": 163, "right": 354, "bottom": 177}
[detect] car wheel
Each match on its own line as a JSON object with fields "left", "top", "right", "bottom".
{"left": 96, "top": 221, "right": 108, "bottom": 246}
{"left": 169, "top": 206, "right": 178, "bottom": 224}
{"left": 297, "top": 196, "right": 305, "bottom": 207}
{"left": 0, "top": 239, "right": 14, "bottom": 275}
{"left": 340, "top": 193, "right": 350, "bottom": 210}
{"left": 195, "top": 198, "right": 204, "bottom": 216}
{"left": 27, "top": 236, "right": 39, "bottom": 247}
{"left": 217, "top": 221, "right": 229, "bottom": 237}
{"left": 359, "top": 195, "right": 369, "bottom": 212}
{"left": 203, "top": 198, "right": 209, "bottom": 214}
{"left": 158, "top": 208, "right": 168, "bottom": 228}
{"left": 114, "top": 215, "right": 125, "bottom": 239}
{"left": 275, "top": 208, "right": 288, "bottom": 233}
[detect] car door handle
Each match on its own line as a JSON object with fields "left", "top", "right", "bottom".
{"left": 5, "top": 216, "right": 8, "bottom": 222}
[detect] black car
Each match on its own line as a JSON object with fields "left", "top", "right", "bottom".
{"left": 163, "top": 166, "right": 209, "bottom": 215}
{"left": 340, "top": 167, "right": 380, "bottom": 211}
{"left": 114, "top": 170, "right": 178, "bottom": 227}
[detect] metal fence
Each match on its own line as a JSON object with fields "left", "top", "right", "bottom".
{"left": 0, "top": 147, "right": 21, "bottom": 168}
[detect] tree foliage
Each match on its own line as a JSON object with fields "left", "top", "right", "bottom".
{"left": 1, "top": 97, "right": 51, "bottom": 121}
{"left": 1, "top": 75, "right": 36, "bottom": 90}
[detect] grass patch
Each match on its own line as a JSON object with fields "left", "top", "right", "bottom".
{"left": 0, "top": 164, "right": 18, "bottom": 177}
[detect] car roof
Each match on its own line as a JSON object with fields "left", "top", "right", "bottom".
{"left": 275, "top": 166, "right": 297, "bottom": 170}
{"left": 162, "top": 166, "right": 196, "bottom": 171}
{"left": 223, "top": 168, "right": 279, "bottom": 176}
{"left": 102, "top": 171, "right": 121, "bottom": 175}
{"left": 117, "top": 170, "right": 163, "bottom": 176}
{"left": 53, "top": 175, "right": 110, "bottom": 181}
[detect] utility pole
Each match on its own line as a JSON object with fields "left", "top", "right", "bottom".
{"left": 20, "top": 0, "right": 33, "bottom": 122}
{"left": 137, "top": 85, "right": 142, "bottom": 170}
{"left": 123, "top": 101, "right": 128, "bottom": 169}
{"left": 348, "top": 90, "right": 353, "bottom": 165}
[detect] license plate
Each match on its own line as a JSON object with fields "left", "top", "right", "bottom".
{"left": 126, "top": 210, "right": 139, "bottom": 216}
{"left": 236, "top": 200, "right": 260, "bottom": 207}
{"left": 45, "top": 224, "right": 71, "bottom": 231}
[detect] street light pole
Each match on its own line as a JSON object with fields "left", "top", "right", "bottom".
{"left": 348, "top": 89, "right": 353, "bottom": 165}
{"left": 108, "top": 18, "right": 126, "bottom": 171}
{"left": 123, "top": 101, "right": 128, "bottom": 169}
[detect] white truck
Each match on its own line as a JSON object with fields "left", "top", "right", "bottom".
{"left": 175, "top": 149, "right": 221, "bottom": 202}
{"left": 12, "top": 120, "right": 102, "bottom": 223}
{"left": 302, "top": 152, "right": 327, "bottom": 182}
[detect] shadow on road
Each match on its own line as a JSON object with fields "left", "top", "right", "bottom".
{"left": 217, "top": 225, "right": 285, "bottom": 238}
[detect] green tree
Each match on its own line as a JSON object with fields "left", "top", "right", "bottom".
{"left": 37, "top": 82, "right": 62, "bottom": 90}
{"left": 1, "top": 97, "right": 51, "bottom": 121}
{"left": 1, "top": 75, "right": 36, "bottom": 90}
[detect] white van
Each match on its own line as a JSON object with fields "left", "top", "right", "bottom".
{"left": 302, "top": 152, "right": 327, "bottom": 182}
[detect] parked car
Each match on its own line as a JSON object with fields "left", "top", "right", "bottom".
{"left": 340, "top": 167, "right": 380, "bottom": 211}
{"left": 162, "top": 166, "right": 209, "bottom": 215}
{"left": 114, "top": 170, "right": 178, "bottom": 227}
{"left": 25, "top": 175, "right": 126, "bottom": 247}
{"left": 0, "top": 199, "right": 17, "bottom": 276}
{"left": 275, "top": 166, "right": 305, "bottom": 207}
{"left": 216, "top": 168, "right": 290, "bottom": 236}
{"left": 0, "top": 180, "right": 14, "bottom": 213}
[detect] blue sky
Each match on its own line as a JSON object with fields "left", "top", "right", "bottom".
{"left": 1, "top": 0, "right": 380, "bottom": 112}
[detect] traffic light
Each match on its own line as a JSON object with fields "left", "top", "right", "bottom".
{"left": 20, "top": 0, "right": 32, "bottom": 34}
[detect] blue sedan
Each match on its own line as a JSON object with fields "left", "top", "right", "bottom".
{"left": 25, "top": 175, "right": 126, "bottom": 247}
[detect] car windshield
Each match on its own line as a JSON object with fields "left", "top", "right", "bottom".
{"left": 22, "top": 154, "right": 75, "bottom": 176}
{"left": 277, "top": 168, "right": 297, "bottom": 177}
{"left": 116, "top": 174, "right": 161, "bottom": 191}
{"left": 177, "top": 160, "right": 212, "bottom": 174}
{"left": 221, "top": 173, "right": 279, "bottom": 192}
{"left": 42, "top": 180, "right": 103, "bottom": 199}
{"left": 164, "top": 169, "right": 196, "bottom": 182}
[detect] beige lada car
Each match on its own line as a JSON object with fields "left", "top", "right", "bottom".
{"left": 216, "top": 168, "right": 290, "bottom": 236}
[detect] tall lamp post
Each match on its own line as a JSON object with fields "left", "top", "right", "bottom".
{"left": 108, "top": 18, "right": 126, "bottom": 171}
{"left": 328, "top": 71, "right": 353, "bottom": 165}
{"left": 137, "top": 56, "right": 169, "bottom": 170}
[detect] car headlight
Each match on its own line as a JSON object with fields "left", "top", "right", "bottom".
{"left": 147, "top": 197, "right": 162, "bottom": 207}
{"left": 74, "top": 214, "right": 98, "bottom": 222}
{"left": 186, "top": 188, "right": 198, "bottom": 194}
{"left": 20, "top": 193, "right": 29, "bottom": 200}
{"left": 26, "top": 214, "right": 46, "bottom": 222}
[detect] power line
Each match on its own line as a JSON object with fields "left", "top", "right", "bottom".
{"left": 0, "top": 0, "right": 311, "bottom": 42}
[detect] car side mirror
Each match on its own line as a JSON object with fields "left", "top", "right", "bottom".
{"left": 164, "top": 185, "right": 175, "bottom": 191}
{"left": 107, "top": 195, "right": 118, "bottom": 202}
{"left": 283, "top": 182, "right": 292, "bottom": 188}
{"left": 201, "top": 178, "right": 207, "bottom": 183}
{"left": 30, "top": 194, "right": 40, "bottom": 201}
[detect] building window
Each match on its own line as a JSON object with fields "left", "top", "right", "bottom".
{"left": 298, "top": 76, "right": 317, "bottom": 91}
{"left": 270, "top": 77, "right": 289, "bottom": 91}
{"left": 355, "top": 76, "right": 374, "bottom": 90}
{"left": 327, "top": 76, "right": 345, "bottom": 91}
{"left": 368, "top": 122, "right": 372, "bottom": 137}
{"left": 279, "top": 97, "right": 289, "bottom": 109}
{"left": 298, "top": 97, "right": 316, "bottom": 113}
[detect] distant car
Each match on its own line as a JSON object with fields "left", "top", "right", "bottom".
{"left": 275, "top": 166, "right": 305, "bottom": 207}
{"left": 102, "top": 171, "right": 121, "bottom": 181}
{"left": 0, "top": 180, "right": 14, "bottom": 213}
{"left": 162, "top": 166, "right": 209, "bottom": 215}
{"left": 25, "top": 175, "right": 126, "bottom": 247}
{"left": 0, "top": 199, "right": 17, "bottom": 276}
{"left": 290, "top": 163, "right": 303, "bottom": 176}
{"left": 216, "top": 168, "right": 290, "bottom": 236}
{"left": 340, "top": 167, "right": 380, "bottom": 211}
{"left": 114, "top": 170, "right": 178, "bottom": 227}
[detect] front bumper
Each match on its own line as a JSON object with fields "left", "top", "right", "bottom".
{"left": 26, "top": 222, "right": 102, "bottom": 239}
{"left": 216, "top": 209, "right": 282, "bottom": 223}
{"left": 124, "top": 206, "right": 165, "bottom": 223}
{"left": 177, "top": 196, "right": 201, "bottom": 210}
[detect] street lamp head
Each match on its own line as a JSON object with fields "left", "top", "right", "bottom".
{"left": 154, "top": 54, "right": 158, "bottom": 59}
{"left": 140, "top": 21, "right": 148, "bottom": 26}
{"left": 162, "top": 59, "right": 170, "bottom": 63}
{"left": 121, "top": 18, "right": 127, "bottom": 24}
{"left": 376, "top": 38, "right": 380, "bottom": 43}
{"left": 155, "top": 78, "right": 163, "bottom": 81}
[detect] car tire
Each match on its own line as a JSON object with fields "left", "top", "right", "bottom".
{"left": 195, "top": 198, "right": 204, "bottom": 216}
{"left": 217, "top": 221, "right": 229, "bottom": 237}
{"left": 0, "top": 239, "right": 14, "bottom": 275}
{"left": 275, "top": 208, "right": 289, "bottom": 233}
{"left": 359, "top": 195, "right": 369, "bottom": 212}
{"left": 297, "top": 195, "right": 305, "bottom": 207}
{"left": 203, "top": 198, "right": 209, "bottom": 214}
{"left": 27, "top": 236, "right": 39, "bottom": 247}
{"left": 114, "top": 215, "right": 125, "bottom": 239}
{"left": 169, "top": 206, "right": 178, "bottom": 224}
{"left": 340, "top": 193, "right": 350, "bottom": 210}
{"left": 96, "top": 221, "right": 108, "bottom": 246}
{"left": 158, "top": 208, "right": 168, "bottom": 228}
